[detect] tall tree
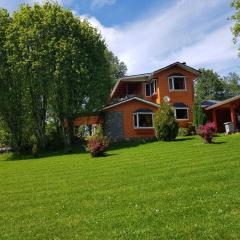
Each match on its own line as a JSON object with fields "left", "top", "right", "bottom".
{"left": 0, "top": 8, "right": 29, "bottom": 151}
{"left": 232, "top": 0, "right": 240, "bottom": 53}
{"left": 106, "top": 50, "right": 127, "bottom": 81}
{"left": 41, "top": 3, "right": 112, "bottom": 147}
{"left": 0, "top": 2, "right": 113, "bottom": 150}
{"left": 7, "top": 4, "right": 53, "bottom": 149}
{"left": 195, "top": 68, "right": 226, "bottom": 102}
{"left": 223, "top": 72, "right": 240, "bottom": 98}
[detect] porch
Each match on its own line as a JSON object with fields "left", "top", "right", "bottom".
{"left": 204, "top": 96, "right": 240, "bottom": 132}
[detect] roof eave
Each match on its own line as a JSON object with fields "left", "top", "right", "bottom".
{"left": 103, "top": 97, "right": 160, "bottom": 110}
{"left": 153, "top": 62, "right": 201, "bottom": 76}
{"left": 205, "top": 96, "right": 240, "bottom": 110}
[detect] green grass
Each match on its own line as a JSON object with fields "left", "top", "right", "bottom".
{"left": 0, "top": 135, "right": 240, "bottom": 240}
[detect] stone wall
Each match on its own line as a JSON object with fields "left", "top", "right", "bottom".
{"left": 103, "top": 112, "right": 124, "bottom": 142}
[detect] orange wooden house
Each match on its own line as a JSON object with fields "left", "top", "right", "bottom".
{"left": 74, "top": 62, "right": 201, "bottom": 141}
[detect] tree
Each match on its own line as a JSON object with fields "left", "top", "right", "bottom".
{"left": 195, "top": 68, "right": 226, "bottom": 102}
{"left": 0, "top": 2, "right": 113, "bottom": 151}
{"left": 154, "top": 103, "right": 179, "bottom": 141}
{"left": 193, "top": 103, "right": 207, "bottom": 128}
{"left": 6, "top": 4, "right": 54, "bottom": 149}
{"left": 223, "top": 72, "right": 240, "bottom": 98}
{"left": 44, "top": 5, "right": 112, "bottom": 148}
{"left": 232, "top": 0, "right": 240, "bottom": 53}
{"left": 0, "top": 8, "right": 30, "bottom": 151}
{"left": 106, "top": 50, "right": 127, "bottom": 81}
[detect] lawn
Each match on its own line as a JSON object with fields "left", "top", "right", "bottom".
{"left": 0, "top": 135, "right": 240, "bottom": 240}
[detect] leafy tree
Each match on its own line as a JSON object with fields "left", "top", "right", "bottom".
{"left": 42, "top": 4, "right": 112, "bottom": 147}
{"left": 154, "top": 103, "right": 179, "bottom": 141}
{"left": 223, "top": 72, "right": 240, "bottom": 98}
{"left": 6, "top": 4, "right": 54, "bottom": 149}
{"left": 0, "top": 2, "right": 113, "bottom": 151}
{"left": 232, "top": 0, "right": 240, "bottom": 53}
{"left": 0, "top": 117, "right": 10, "bottom": 147}
{"left": 193, "top": 103, "right": 207, "bottom": 128}
{"left": 195, "top": 68, "right": 226, "bottom": 102}
{"left": 106, "top": 50, "right": 127, "bottom": 81}
{"left": 0, "top": 8, "right": 30, "bottom": 151}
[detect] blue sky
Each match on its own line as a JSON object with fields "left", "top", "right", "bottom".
{"left": 0, "top": 0, "right": 239, "bottom": 76}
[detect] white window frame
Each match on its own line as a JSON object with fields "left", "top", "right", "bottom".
{"left": 145, "top": 79, "right": 157, "bottom": 97}
{"left": 133, "top": 112, "right": 154, "bottom": 129}
{"left": 168, "top": 76, "right": 187, "bottom": 91}
{"left": 174, "top": 107, "right": 189, "bottom": 121}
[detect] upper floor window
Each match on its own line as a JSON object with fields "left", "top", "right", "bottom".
{"left": 146, "top": 79, "right": 157, "bottom": 96}
{"left": 168, "top": 75, "right": 186, "bottom": 91}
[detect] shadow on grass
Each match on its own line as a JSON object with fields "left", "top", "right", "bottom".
{"left": 5, "top": 145, "right": 86, "bottom": 161}
{"left": 4, "top": 136, "right": 198, "bottom": 161}
{"left": 109, "top": 138, "right": 156, "bottom": 152}
{"left": 174, "top": 137, "right": 195, "bottom": 142}
{"left": 212, "top": 141, "right": 226, "bottom": 144}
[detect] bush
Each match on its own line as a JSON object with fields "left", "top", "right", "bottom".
{"left": 178, "top": 128, "right": 189, "bottom": 136}
{"left": 86, "top": 135, "right": 109, "bottom": 157}
{"left": 46, "top": 122, "right": 64, "bottom": 150}
{"left": 193, "top": 102, "right": 207, "bottom": 128}
{"left": 0, "top": 120, "right": 10, "bottom": 148}
{"left": 86, "top": 125, "right": 109, "bottom": 157}
{"left": 154, "top": 103, "right": 179, "bottom": 141}
{"left": 179, "top": 124, "right": 196, "bottom": 137}
{"left": 196, "top": 122, "right": 216, "bottom": 143}
{"left": 187, "top": 124, "right": 196, "bottom": 136}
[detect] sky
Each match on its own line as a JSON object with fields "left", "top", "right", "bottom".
{"left": 0, "top": 0, "right": 239, "bottom": 76}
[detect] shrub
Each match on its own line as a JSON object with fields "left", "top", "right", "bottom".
{"left": 187, "top": 124, "right": 196, "bottom": 136}
{"left": 178, "top": 128, "right": 188, "bottom": 136}
{"left": 197, "top": 122, "right": 216, "bottom": 143}
{"left": 0, "top": 118, "right": 11, "bottom": 148}
{"left": 86, "top": 135, "right": 109, "bottom": 157}
{"left": 46, "top": 122, "right": 64, "bottom": 150}
{"left": 86, "top": 125, "right": 109, "bottom": 157}
{"left": 30, "top": 135, "right": 40, "bottom": 157}
{"left": 154, "top": 103, "right": 179, "bottom": 141}
{"left": 193, "top": 102, "right": 207, "bottom": 128}
{"left": 178, "top": 124, "right": 196, "bottom": 137}
{"left": 94, "top": 124, "right": 104, "bottom": 137}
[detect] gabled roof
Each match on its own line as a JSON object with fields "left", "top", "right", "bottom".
{"left": 110, "top": 62, "right": 200, "bottom": 98}
{"left": 103, "top": 97, "right": 160, "bottom": 110}
{"left": 153, "top": 62, "right": 201, "bottom": 76}
{"left": 205, "top": 96, "right": 240, "bottom": 110}
{"left": 120, "top": 73, "right": 151, "bottom": 81}
{"left": 201, "top": 100, "right": 220, "bottom": 108}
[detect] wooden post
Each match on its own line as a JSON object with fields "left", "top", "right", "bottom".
{"left": 212, "top": 109, "right": 218, "bottom": 132}
{"left": 230, "top": 105, "right": 237, "bottom": 129}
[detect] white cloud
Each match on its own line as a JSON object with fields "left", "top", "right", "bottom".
{"left": 82, "top": 0, "right": 238, "bottom": 75}
{"left": 91, "top": 0, "right": 116, "bottom": 9}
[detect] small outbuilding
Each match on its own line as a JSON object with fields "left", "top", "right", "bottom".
{"left": 202, "top": 96, "right": 240, "bottom": 132}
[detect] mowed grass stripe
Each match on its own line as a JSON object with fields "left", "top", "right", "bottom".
{"left": 0, "top": 134, "right": 240, "bottom": 239}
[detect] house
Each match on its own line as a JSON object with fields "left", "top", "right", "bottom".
{"left": 202, "top": 96, "right": 240, "bottom": 132}
{"left": 74, "top": 62, "right": 201, "bottom": 141}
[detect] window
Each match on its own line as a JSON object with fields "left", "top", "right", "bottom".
{"left": 133, "top": 113, "right": 154, "bottom": 128}
{"left": 168, "top": 76, "right": 186, "bottom": 91}
{"left": 174, "top": 108, "right": 189, "bottom": 120}
{"left": 146, "top": 79, "right": 157, "bottom": 96}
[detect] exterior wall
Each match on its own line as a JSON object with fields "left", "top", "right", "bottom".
{"left": 74, "top": 116, "right": 103, "bottom": 126}
{"left": 112, "top": 66, "right": 197, "bottom": 128}
{"left": 104, "top": 100, "right": 158, "bottom": 139}
{"left": 151, "top": 66, "right": 196, "bottom": 127}
{"left": 103, "top": 112, "right": 124, "bottom": 142}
